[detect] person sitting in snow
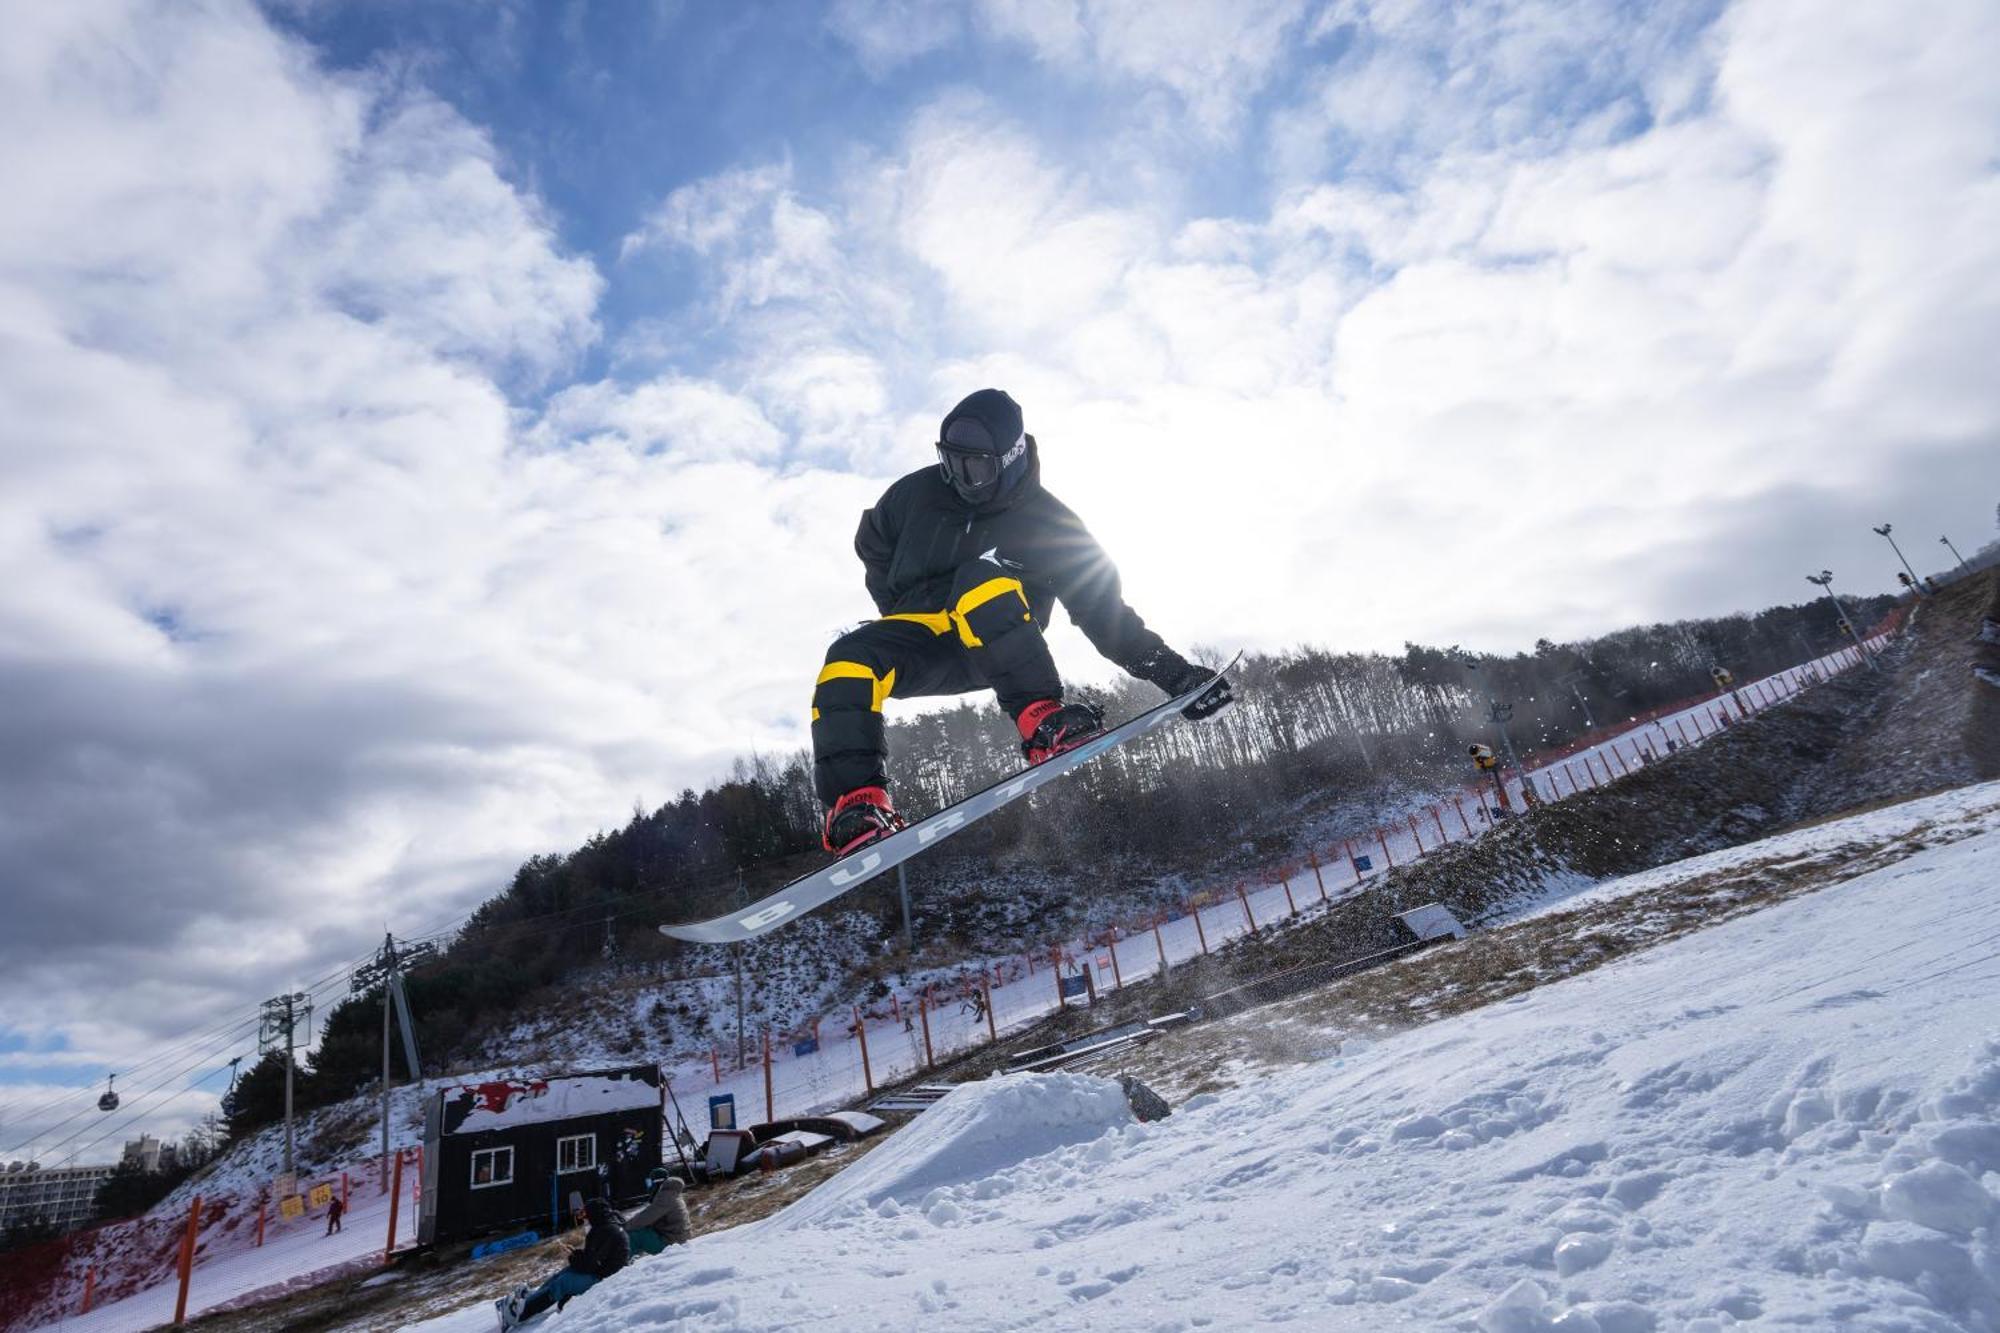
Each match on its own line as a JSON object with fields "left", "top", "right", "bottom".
{"left": 624, "top": 1170, "right": 692, "bottom": 1255}
{"left": 498, "top": 1197, "right": 628, "bottom": 1327}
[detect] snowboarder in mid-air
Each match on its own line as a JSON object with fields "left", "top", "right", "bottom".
{"left": 813, "top": 389, "right": 1232, "bottom": 855}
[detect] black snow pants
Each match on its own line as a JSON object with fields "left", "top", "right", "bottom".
{"left": 811, "top": 559, "right": 1062, "bottom": 805}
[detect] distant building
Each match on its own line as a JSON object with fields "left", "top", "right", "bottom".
{"left": 118, "top": 1135, "right": 182, "bottom": 1174}
{"left": 417, "top": 1065, "right": 662, "bottom": 1247}
{"left": 0, "top": 1160, "right": 117, "bottom": 1235}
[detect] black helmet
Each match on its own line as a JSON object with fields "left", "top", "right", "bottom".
{"left": 583, "top": 1196, "right": 615, "bottom": 1226}
{"left": 938, "top": 389, "right": 1030, "bottom": 506}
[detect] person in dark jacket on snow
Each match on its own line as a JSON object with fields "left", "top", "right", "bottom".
{"left": 813, "top": 388, "right": 1232, "bottom": 854}
{"left": 498, "top": 1197, "right": 628, "bottom": 1326}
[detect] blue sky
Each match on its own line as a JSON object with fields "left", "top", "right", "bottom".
{"left": 2, "top": 0, "right": 1996, "bottom": 1159}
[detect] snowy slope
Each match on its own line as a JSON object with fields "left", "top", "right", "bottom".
{"left": 400, "top": 789, "right": 2000, "bottom": 1333}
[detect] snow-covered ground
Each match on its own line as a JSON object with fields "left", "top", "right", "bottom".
{"left": 37, "top": 1161, "right": 418, "bottom": 1333}
{"left": 672, "top": 632, "right": 1897, "bottom": 1129}
{"left": 403, "top": 784, "right": 2000, "bottom": 1333}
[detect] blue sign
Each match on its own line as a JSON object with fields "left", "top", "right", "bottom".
{"left": 792, "top": 1036, "right": 819, "bottom": 1057}
{"left": 1352, "top": 854, "right": 1374, "bottom": 873}
{"left": 708, "top": 1093, "right": 736, "bottom": 1130}
{"left": 1059, "top": 973, "right": 1091, "bottom": 999}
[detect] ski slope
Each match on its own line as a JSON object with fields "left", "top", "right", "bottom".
{"left": 29, "top": 1161, "right": 418, "bottom": 1332}
{"left": 676, "top": 633, "right": 1894, "bottom": 1128}
{"left": 402, "top": 783, "right": 2000, "bottom": 1332}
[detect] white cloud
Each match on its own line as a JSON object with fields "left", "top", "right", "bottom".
{"left": 826, "top": 0, "right": 966, "bottom": 76}
{"left": 8, "top": 0, "right": 1999, "bottom": 1157}
{"left": 983, "top": 0, "right": 1310, "bottom": 134}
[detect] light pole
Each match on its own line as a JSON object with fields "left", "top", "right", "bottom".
{"left": 1872, "top": 524, "right": 1923, "bottom": 590}
{"left": 1807, "top": 571, "right": 1877, "bottom": 671}
{"left": 1940, "top": 534, "right": 1970, "bottom": 574}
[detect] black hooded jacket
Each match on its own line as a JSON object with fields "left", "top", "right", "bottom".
{"left": 567, "top": 1198, "right": 629, "bottom": 1278}
{"left": 854, "top": 439, "right": 1175, "bottom": 679}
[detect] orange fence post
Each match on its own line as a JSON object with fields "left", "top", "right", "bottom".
{"left": 341, "top": 1172, "right": 350, "bottom": 1210}
{"left": 1191, "top": 901, "right": 1209, "bottom": 955}
{"left": 762, "top": 1029, "right": 775, "bottom": 1121}
{"left": 1153, "top": 912, "right": 1169, "bottom": 969}
{"left": 383, "top": 1152, "right": 403, "bottom": 1265}
{"left": 1235, "top": 883, "right": 1257, "bottom": 935}
{"left": 255, "top": 1197, "right": 267, "bottom": 1248}
{"left": 1307, "top": 849, "right": 1327, "bottom": 901}
{"left": 852, "top": 1006, "right": 873, "bottom": 1092}
{"left": 1280, "top": 878, "right": 1297, "bottom": 916}
{"left": 982, "top": 977, "right": 998, "bottom": 1042}
{"left": 1408, "top": 814, "right": 1424, "bottom": 854}
{"left": 1433, "top": 807, "right": 1449, "bottom": 842}
{"left": 1378, "top": 829, "right": 1393, "bottom": 869}
{"left": 710, "top": 1046, "right": 720, "bottom": 1085}
{"left": 172, "top": 1193, "right": 202, "bottom": 1324}
{"left": 81, "top": 1266, "right": 95, "bottom": 1314}
{"left": 1608, "top": 747, "right": 1628, "bottom": 777}
{"left": 1105, "top": 932, "right": 1123, "bottom": 989}
{"left": 1455, "top": 799, "right": 1475, "bottom": 836}
{"left": 918, "top": 993, "right": 935, "bottom": 1068}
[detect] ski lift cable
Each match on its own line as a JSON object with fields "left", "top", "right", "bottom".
{"left": 8, "top": 1043, "right": 246, "bottom": 1163}
{"left": 0, "top": 1032, "right": 251, "bottom": 1160}
{"left": 55, "top": 1059, "right": 241, "bottom": 1169}
{"left": 0, "top": 923, "right": 406, "bottom": 1130}
{"left": 0, "top": 961, "right": 358, "bottom": 1155}
{"left": 0, "top": 1011, "right": 264, "bottom": 1149}
{"left": 0, "top": 956, "right": 358, "bottom": 1132}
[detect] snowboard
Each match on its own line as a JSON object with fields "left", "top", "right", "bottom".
{"left": 657, "top": 655, "right": 1240, "bottom": 945}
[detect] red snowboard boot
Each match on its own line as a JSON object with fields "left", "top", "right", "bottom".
{"left": 822, "top": 786, "right": 904, "bottom": 855}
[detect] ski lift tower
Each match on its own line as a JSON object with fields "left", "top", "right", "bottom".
{"left": 352, "top": 933, "right": 437, "bottom": 1188}
{"left": 1555, "top": 668, "right": 1596, "bottom": 729}
{"left": 258, "top": 992, "right": 313, "bottom": 1178}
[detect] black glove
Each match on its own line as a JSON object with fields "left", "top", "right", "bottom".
{"left": 1134, "top": 648, "right": 1234, "bottom": 720}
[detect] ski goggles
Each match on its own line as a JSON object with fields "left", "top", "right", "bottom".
{"left": 936, "top": 432, "right": 1026, "bottom": 496}
{"left": 937, "top": 443, "right": 1001, "bottom": 494}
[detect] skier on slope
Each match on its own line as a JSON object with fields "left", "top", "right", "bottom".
{"left": 813, "top": 388, "right": 1232, "bottom": 855}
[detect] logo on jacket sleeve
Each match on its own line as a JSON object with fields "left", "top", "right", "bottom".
{"left": 979, "top": 547, "right": 1025, "bottom": 570}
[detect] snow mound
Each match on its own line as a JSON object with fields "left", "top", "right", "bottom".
{"left": 767, "top": 1072, "right": 1133, "bottom": 1231}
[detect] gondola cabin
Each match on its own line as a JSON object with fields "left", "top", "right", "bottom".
{"left": 417, "top": 1064, "right": 663, "bottom": 1246}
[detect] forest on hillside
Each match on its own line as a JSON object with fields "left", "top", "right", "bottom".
{"left": 223, "top": 590, "right": 1899, "bottom": 1139}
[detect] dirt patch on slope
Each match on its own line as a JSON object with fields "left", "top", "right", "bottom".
{"left": 1101, "top": 786, "right": 2000, "bottom": 1102}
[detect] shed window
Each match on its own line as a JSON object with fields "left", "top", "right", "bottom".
{"left": 470, "top": 1146, "right": 514, "bottom": 1189}
{"left": 557, "top": 1134, "right": 596, "bottom": 1173}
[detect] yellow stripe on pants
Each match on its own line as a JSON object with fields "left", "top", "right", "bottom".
{"left": 811, "top": 661, "right": 896, "bottom": 721}
{"left": 951, "top": 576, "right": 1029, "bottom": 649}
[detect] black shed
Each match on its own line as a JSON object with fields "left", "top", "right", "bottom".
{"left": 417, "top": 1064, "right": 663, "bottom": 1246}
